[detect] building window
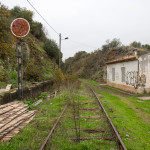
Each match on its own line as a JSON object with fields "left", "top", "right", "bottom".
{"left": 112, "top": 68, "right": 115, "bottom": 81}
{"left": 121, "top": 67, "right": 125, "bottom": 82}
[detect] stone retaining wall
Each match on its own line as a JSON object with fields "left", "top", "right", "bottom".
{"left": 0, "top": 79, "right": 54, "bottom": 104}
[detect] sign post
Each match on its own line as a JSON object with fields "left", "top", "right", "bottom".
{"left": 10, "top": 18, "right": 30, "bottom": 99}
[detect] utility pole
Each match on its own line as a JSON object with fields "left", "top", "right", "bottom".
{"left": 58, "top": 33, "right": 68, "bottom": 68}
{"left": 59, "top": 33, "right": 61, "bottom": 68}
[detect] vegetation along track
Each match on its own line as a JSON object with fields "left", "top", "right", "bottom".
{"left": 39, "top": 84, "right": 127, "bottom": 150}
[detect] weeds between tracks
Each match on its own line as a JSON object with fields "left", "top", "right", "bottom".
{"left": 45, "top": 83, "right": 120, "bottom": 150}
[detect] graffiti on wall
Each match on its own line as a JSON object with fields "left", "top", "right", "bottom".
{"left": 126, "top": 71, "right": 146, "bottom": 89}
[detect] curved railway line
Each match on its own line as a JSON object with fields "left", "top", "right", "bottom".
{"left": 40, "top": 85, "right": 127, "bottom": 150}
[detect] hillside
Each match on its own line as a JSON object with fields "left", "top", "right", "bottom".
{"left": 0, "top": 4, "right": 60, "bottom": 89}
{"left": 63, "top": 44, "right": 150, "bottom": 82}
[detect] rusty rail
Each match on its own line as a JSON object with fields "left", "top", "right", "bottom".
{"left": 72, "top": 136, "right": 114, "bottom": 141}
{"left": 40, "top": 104, "right": 68, "bottom": 150}
{"left": 90, "top": 87, "right": 127, "bottom": 150}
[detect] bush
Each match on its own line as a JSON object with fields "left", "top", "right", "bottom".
{"left": 52, "top": 67, "right": 65, "bottom": 86}
{"left": 64, "top": 74, "right": 81, "bottom": 88}
{"left": 43, "top": 39, "right": 61, "bottom": 64}
{"left": 10, "top": 71, "right": 17, "bottom": 80}
{"left": 31, "top": 22, "right": 46, "bottom": 42}
{"left": 0, "top": 67, "right": 8, "bottom": 82}
{"left": 10, "top": 6, "right": 33, "bottom": 24}
{"left": 25, "top": 62, "right": 43, "bottom": 81}
{"left": 102, "top": 38, "right": 122, "bottom": 51}
{"left": 9, "top": 71, "right": 18, "bottom": 87}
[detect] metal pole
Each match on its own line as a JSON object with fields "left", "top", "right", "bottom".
{"left": 17, "top": 39, "right": 22, "bottom": 99}
{"left": 59, "top": 33, "right": 61, "bottom": 68}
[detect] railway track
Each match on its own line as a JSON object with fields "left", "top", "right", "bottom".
{"left": 90, "top": 86, "right": 127, "bottom": 150}
{"left": 39, "top": 85, "right": 127, "bottom": 150}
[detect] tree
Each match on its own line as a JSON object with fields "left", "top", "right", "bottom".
{"left": 130, "top": 41, "right": 141, "bottom": 48}
{"left": 0, "top": 4, "right": 12, "bottom": 58}
{"left": 10, "top": 6, "right": 33, "bottom": 24}
{"left": 102, "top": 38, "right": 122, "bottom": 51}
{"left": 43, "top": 39, "right": 61, "bottom": 64}
{"left": 31, "top": 22, "right": 46, "bottom": 42}
{"left": 74, "top": 51, "right": 87, "bottom": 60}
{"left": 10, "top": 6, "right": 47, "bottom": 42}
{"left": 142, "top": 44, "right": 150, "bottom": 50}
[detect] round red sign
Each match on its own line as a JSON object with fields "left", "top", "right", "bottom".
{"left": 11, "top": 18, "right": 30, "bottom": 38}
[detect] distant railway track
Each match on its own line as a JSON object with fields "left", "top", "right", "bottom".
{"left": 101, "top": 85, "right": 150, "bottom": 97}
{"left": 39, "top": 85, "right": 127, "bottom": 150}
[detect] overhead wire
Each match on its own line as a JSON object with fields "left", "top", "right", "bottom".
{"left": 26, "top": 0, "right": 98, "bottom": 50}
{"left": 26, "top": 0, "right": 59, "bottom": 35}
{"left": 68, "top": 39, "right": 98, "bottom": 49}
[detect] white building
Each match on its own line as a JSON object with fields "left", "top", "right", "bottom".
{"left": 106, "top": 52, "right": 150, "bottom": 93}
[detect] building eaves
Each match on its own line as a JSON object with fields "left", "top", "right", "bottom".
{"left": 106, "top": 55, "right": 138, "bottom": 64}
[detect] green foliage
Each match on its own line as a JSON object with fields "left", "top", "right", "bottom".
{"left": 52, "top": 67, "right": 65, "bottom": 86}
{"left": 43, "top": 39, "right": 61, "bottom": 64}
{"left": 102, "top": 38, "right": 122, "bottom": 51}
{"left": 0, "top": 81, "right": 7, "bottom": 89}
{"left": 0, "top": 67, "right": 8, "bottom": 82}
{"left": 74, "top": 51, "right": 87, "bottom": 60}
{"left": 31, "top": 21, "right": 46, "bottom": 42}
{"left": 38, "top": 92, "right": 48, "bottom": 99}
{"left": 99, "top": 89, "right": 150, "bottom": 150}
{"left": 23, "top": 99, "right": 34, "bottom": 110}
{"left": 25, "top": 61, "right": 43, "bottom": 81}
{"left": 0, "top": 4, "right": 58, "bottom": 85}
{"left": 0, "top": 4, "right": 13, "bottom": 58}
{"left": 8, "top": 71, "right": 18, "bottom": 87}
{"left": 130, "top": 41, "right": 150, "bottom": 51}
{"left": 10, "top": 6, "right": 33, "bottom": 24}
{"left": 130, "top": 41, "right": 142, "bottom": 48}
{"left": 142, "top": 44, "right": 150, "bottom": 51}
{"left": 64, "top": 74, "right": 81, "bottom": 88}
{"left": 10, "top": 71, "right": 17, "bottom": 80}
{"left": 0, "top": 89, "right": 68, "bottom": 150}
{"left": 10, "top": 6, "right": 47, "bottom": 42}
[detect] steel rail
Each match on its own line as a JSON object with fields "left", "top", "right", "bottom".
{"left": 90, "top": 87, "right": 127, "bottom": 150}
{"left": 40, "top": 104, "right": 68, "bottom": 150}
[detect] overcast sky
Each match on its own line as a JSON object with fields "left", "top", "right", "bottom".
{"left": 1, "top": 0, "right": 150, "bottom": 60}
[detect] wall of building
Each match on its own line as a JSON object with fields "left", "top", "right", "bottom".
{"left": 107, "top": 60, "right": 138, "bottom": 84}
{"left": 139, "top": 52, "right": 150, "bottom": 93}
{"left": 107, "top": 53, "right": 150, "bottom": 93}
{"left": 107, "top": 60, "right": 141, "bottom": 93}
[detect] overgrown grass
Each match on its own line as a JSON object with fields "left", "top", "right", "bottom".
{"left": 80, "top": 80, "right": 150, "bottom": 149}
{"left": 0, "top": 90, "right": 69, "bottom": 150}
{"left": 98, "top": 90, "right": 150, "bottom": 150}
{"left": 127, "top": 96, "right": 150, "bottom": 114}
{"left": 46, "top": 83, "right": 118, "bottom": 150}
{"left": 80, "top": 79, "right": 98, "bottom": 86}
{"left": 0, "top": 81, "right": 7, "bottom": 89}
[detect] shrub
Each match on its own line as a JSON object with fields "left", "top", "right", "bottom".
{"left": 0, "top": 67, "right": 8, "bottom": 82}
{"left": 43, "top": 39, "right": 61, "bottom": 64}
{"left": 64, "top": 74, "right": 81, "bottom": 88}
{"left": 10, "top": 71, "right": 17, "bottom": 80}
{"left": 25, "top": 62, "right": 43, "bottom": 81}
{"left": 52, "top": 67, "right": 65, "bottom": 86}
{"left": 31, "top": 22, "right": 46, "bottom": 42}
